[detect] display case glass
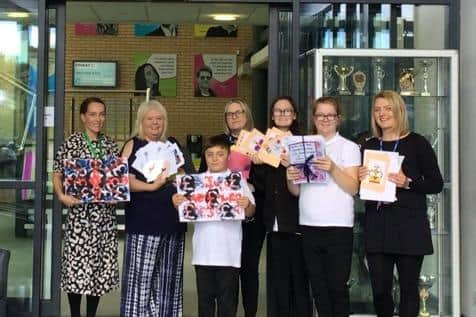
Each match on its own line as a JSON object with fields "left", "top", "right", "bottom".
{"left": 299, "top": 49, "right": 459, "bottom": 316}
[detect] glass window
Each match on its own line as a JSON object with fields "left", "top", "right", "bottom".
{"left": 299, "top": 4, "right": 449, "bottom": 53}
{"left": 0, "top": 9, "right": 39, "bottom": 181}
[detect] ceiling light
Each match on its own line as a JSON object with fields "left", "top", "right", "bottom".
{"left": 7, "top": 12, "right": 29, "bottom": 18}
{"left": 212, "top": 14, "right": 238, "bottom": 21}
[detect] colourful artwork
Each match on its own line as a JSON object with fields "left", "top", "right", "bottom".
{"left": 134, "top": 23, "right": 177, "bottom": 37}
{"left": 63, "top": 156, "right": 130, "bottom": 203}
{"left": 135, "top": 53, "right": 177, "bottom": 97}
{"left": 176, "top": 172, "right": 245, "bottom": 222}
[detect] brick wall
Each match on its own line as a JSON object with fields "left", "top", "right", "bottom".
{"left": 64, "top": 23, "right": 254, "bottom": 145}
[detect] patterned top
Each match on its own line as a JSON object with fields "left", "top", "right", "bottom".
{"left": 54, "top": 131, "right": 120, "bottom": 296}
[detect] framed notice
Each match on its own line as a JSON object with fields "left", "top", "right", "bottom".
{"left": 72, "top": 60, "right": 118, "bottom": 88}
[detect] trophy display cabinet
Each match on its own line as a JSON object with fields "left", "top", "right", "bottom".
{"left": 299, "top": 49, "right": 459, "bottom": 316}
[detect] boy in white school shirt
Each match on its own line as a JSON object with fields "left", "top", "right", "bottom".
{"left": 173, "top": 135, "right": 255, "bottom": 317}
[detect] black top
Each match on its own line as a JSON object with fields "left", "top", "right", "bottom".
{"left": 123, "top": 136, "right": 187, "bottom": 235}
{"left": 255, "top": 163, "right": 300, "bottom": 233}
{"left": 362, "top": 132, "right": 443, "bottom": 255}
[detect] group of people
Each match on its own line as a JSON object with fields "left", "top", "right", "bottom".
{"left": 53, "top": 90, "right": 442, "bottom": 317}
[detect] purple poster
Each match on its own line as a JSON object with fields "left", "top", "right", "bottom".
{"left": 194, "top": 54, "right": 237, "bottom": 97}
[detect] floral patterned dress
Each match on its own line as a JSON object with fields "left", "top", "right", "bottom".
{"left": 53, "top": 132, "right": 119, "bottom": 296}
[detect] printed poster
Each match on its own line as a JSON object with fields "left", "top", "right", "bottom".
{"left": 63, "top": 156, "right": 130, "bottom": 203}
{"left": 135, "top": 53, "right": 177, "bottom": 97}
{"left": 75, "top": 23, "right": 118, "bottom": 35}
{"left": 176, "top": 172, "right": 245, "bottom": 222}
{"left": 194, "top": 24, "right": 237, "bottom": 37}
{"left": 286, "top": 135, "right": 328, "bottom": 184}
{"left": 134, "top": 23, "right": 177, "bottom": 37}
{"left": 194, "top": 54, "right": 237, "bottom": 97}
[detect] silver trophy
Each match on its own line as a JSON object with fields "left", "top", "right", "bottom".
{"left": 373, "top": 59, "right": 386, "bottom": 93}
{"left": 418, "top": 275, "right": 436, "bottom": 317}
{"left": 427, "top": 194, "right": 439, "bottom": 230}
{"left": 334, "top": 65, "right": 354, "bottom": 95}
{"left": 419, "top": 60, "right": 433, "bottom": 96}
{"left": 323, "top": 58, "right": 333, "bottom": 95}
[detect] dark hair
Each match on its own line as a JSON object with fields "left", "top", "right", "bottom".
{"left": 202, "top": 134, "right": 230, "bottom": 155}
{"left": 196, "top": 65, "right": 213, "bottom": 78}
{"left": 135, "top": 63, "right": 161, "bottom": 97}
{"left": 269, "top": 96, "right": 300, "bottom": 135}
{"left": 311, "top": 96, "right": 342, "bottom": 134}
{"left": 79, "top": 97, "right": 106, "bottom": 114}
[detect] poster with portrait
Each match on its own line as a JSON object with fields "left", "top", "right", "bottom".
{"left": 176, "top": 172, "right": 245, "bottom": 222}
{"left": 62, "top": 156, "right": 130, "bottom": 203}
{"left": 194, "top": 54, "right": 237, "bottom": 97}
{"left": 134, "top": 23, "right": 177, "bottom": 37}
{"left": 194, "top": 24, "right": 238, "bottom": 37}
{"left": 134, "top": 53, "right": 177, "bottom": 97}
{"left": 75, "top": 23, "right": 118, "bottom": 35}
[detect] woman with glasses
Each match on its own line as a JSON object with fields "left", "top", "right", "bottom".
{"left": 286, "top": 96, "right": 360, "bottom": 317}
{"left": 253, "top": 96, "right": 312, "bottom": 317}
{"left": 358, "top": 91, "right": 443, "bottom": 317}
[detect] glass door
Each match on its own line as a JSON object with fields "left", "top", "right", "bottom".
{"left": 0, "top": 1, "right": 41, "bottom": 315}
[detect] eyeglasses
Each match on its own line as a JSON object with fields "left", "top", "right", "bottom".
{"left": 273, "top": 108, "right": 295, "bottom": 116}
{"left": 225, "top": 110, "right": 245, "bottom": 119}
{"left": 313, "top": 113, "right": 338, "bottom": 121}
{"left": 199, "top": 75, "right": 211, "bottom": 80}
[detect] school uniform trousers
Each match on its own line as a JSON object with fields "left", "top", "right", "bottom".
{"left": 195, "top": 265, "right": 240, "bottom": 317}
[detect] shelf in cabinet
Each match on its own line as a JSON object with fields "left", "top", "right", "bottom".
{"left": 325, "top": 93, "right": 449, "bottom": 98}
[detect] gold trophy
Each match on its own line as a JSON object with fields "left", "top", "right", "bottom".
{"left": 419, "top": 60, "right": 433, "bottom": 96}
{"left": 418, "top": 275, "right": 436, "bottom": 317}
{"left": 334, "top": 65, "right": 354, "bottom": 95}
{"left": 352, "top": 70, "right": 366, "bottom": 95}
{"left": 399, "top": 67, "right": 416, "bottom": 96}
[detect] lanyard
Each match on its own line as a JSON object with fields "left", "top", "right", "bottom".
{"left": 379, "top": 138, "right": 399, "bottom": 152}
{"left": 83, "top": 132, "right": 104, "bottom": 159}
{"left": 376, "top": 138, "right": 399, "bottom": 212}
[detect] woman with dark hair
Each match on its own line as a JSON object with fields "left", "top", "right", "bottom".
{"left": 252, "top": 96, "right": 312, "bottom": 317}
{"left": 359, "top": 91, "right": 443, "bottom": 317}
{"left": 52, "top": 97, "right": 119, "bottom": 317}
{"left": 287, "top": 96, "right": 360, "bottom": 317}
{"left": 135, "top": 63, "right": 161, "bottom": 97}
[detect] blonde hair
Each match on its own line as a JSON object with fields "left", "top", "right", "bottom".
{"left": 134, "top": 100, "right": 168, "bottom": 141}
{"left": 223, "top": 99, "right": 254, "bottom": 134}
{"left": 371, "top": 90, "right": 409, "bottom": 138}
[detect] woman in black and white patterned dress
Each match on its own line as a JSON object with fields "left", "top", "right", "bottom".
{"left": 53, "top": 97, "right": 119, "bottom": 317}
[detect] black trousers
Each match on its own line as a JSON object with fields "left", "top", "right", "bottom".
{"left": 195, "top": 265, "right": 240, "bottom": 317}
{"left": 240, "top": 213, "right": 266, "bottom": 317}
{"left": 366, "top": 253, "right": 424, "bottom": 317}
{"left": 266, "top": 232, "right": 313, "bottom": 317}
{"left": 301, "top": 226, "right": 353, "bottom": 317}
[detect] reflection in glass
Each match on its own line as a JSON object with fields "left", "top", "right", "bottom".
{"left": 0, "top": 11, "right": 39, "bottom": 181}
{"left": 0, "top": 189, "right": 34, "bottom": 313}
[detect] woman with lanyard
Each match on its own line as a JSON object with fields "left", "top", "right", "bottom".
{"left": 358, "top": 90, "right": 443, "bottom": 317}
{"left": 253, "top": 96, "right": 312, "bottom": 317}
{"left": 53, "top": 97, "right": 119, "bottom": 317}
{"left": 286, "top": 96, "right": 360, "bottom": 317}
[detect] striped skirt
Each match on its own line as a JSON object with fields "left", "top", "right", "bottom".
{"left": 120, "top": 232, "right": 185, "bottom": 317}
